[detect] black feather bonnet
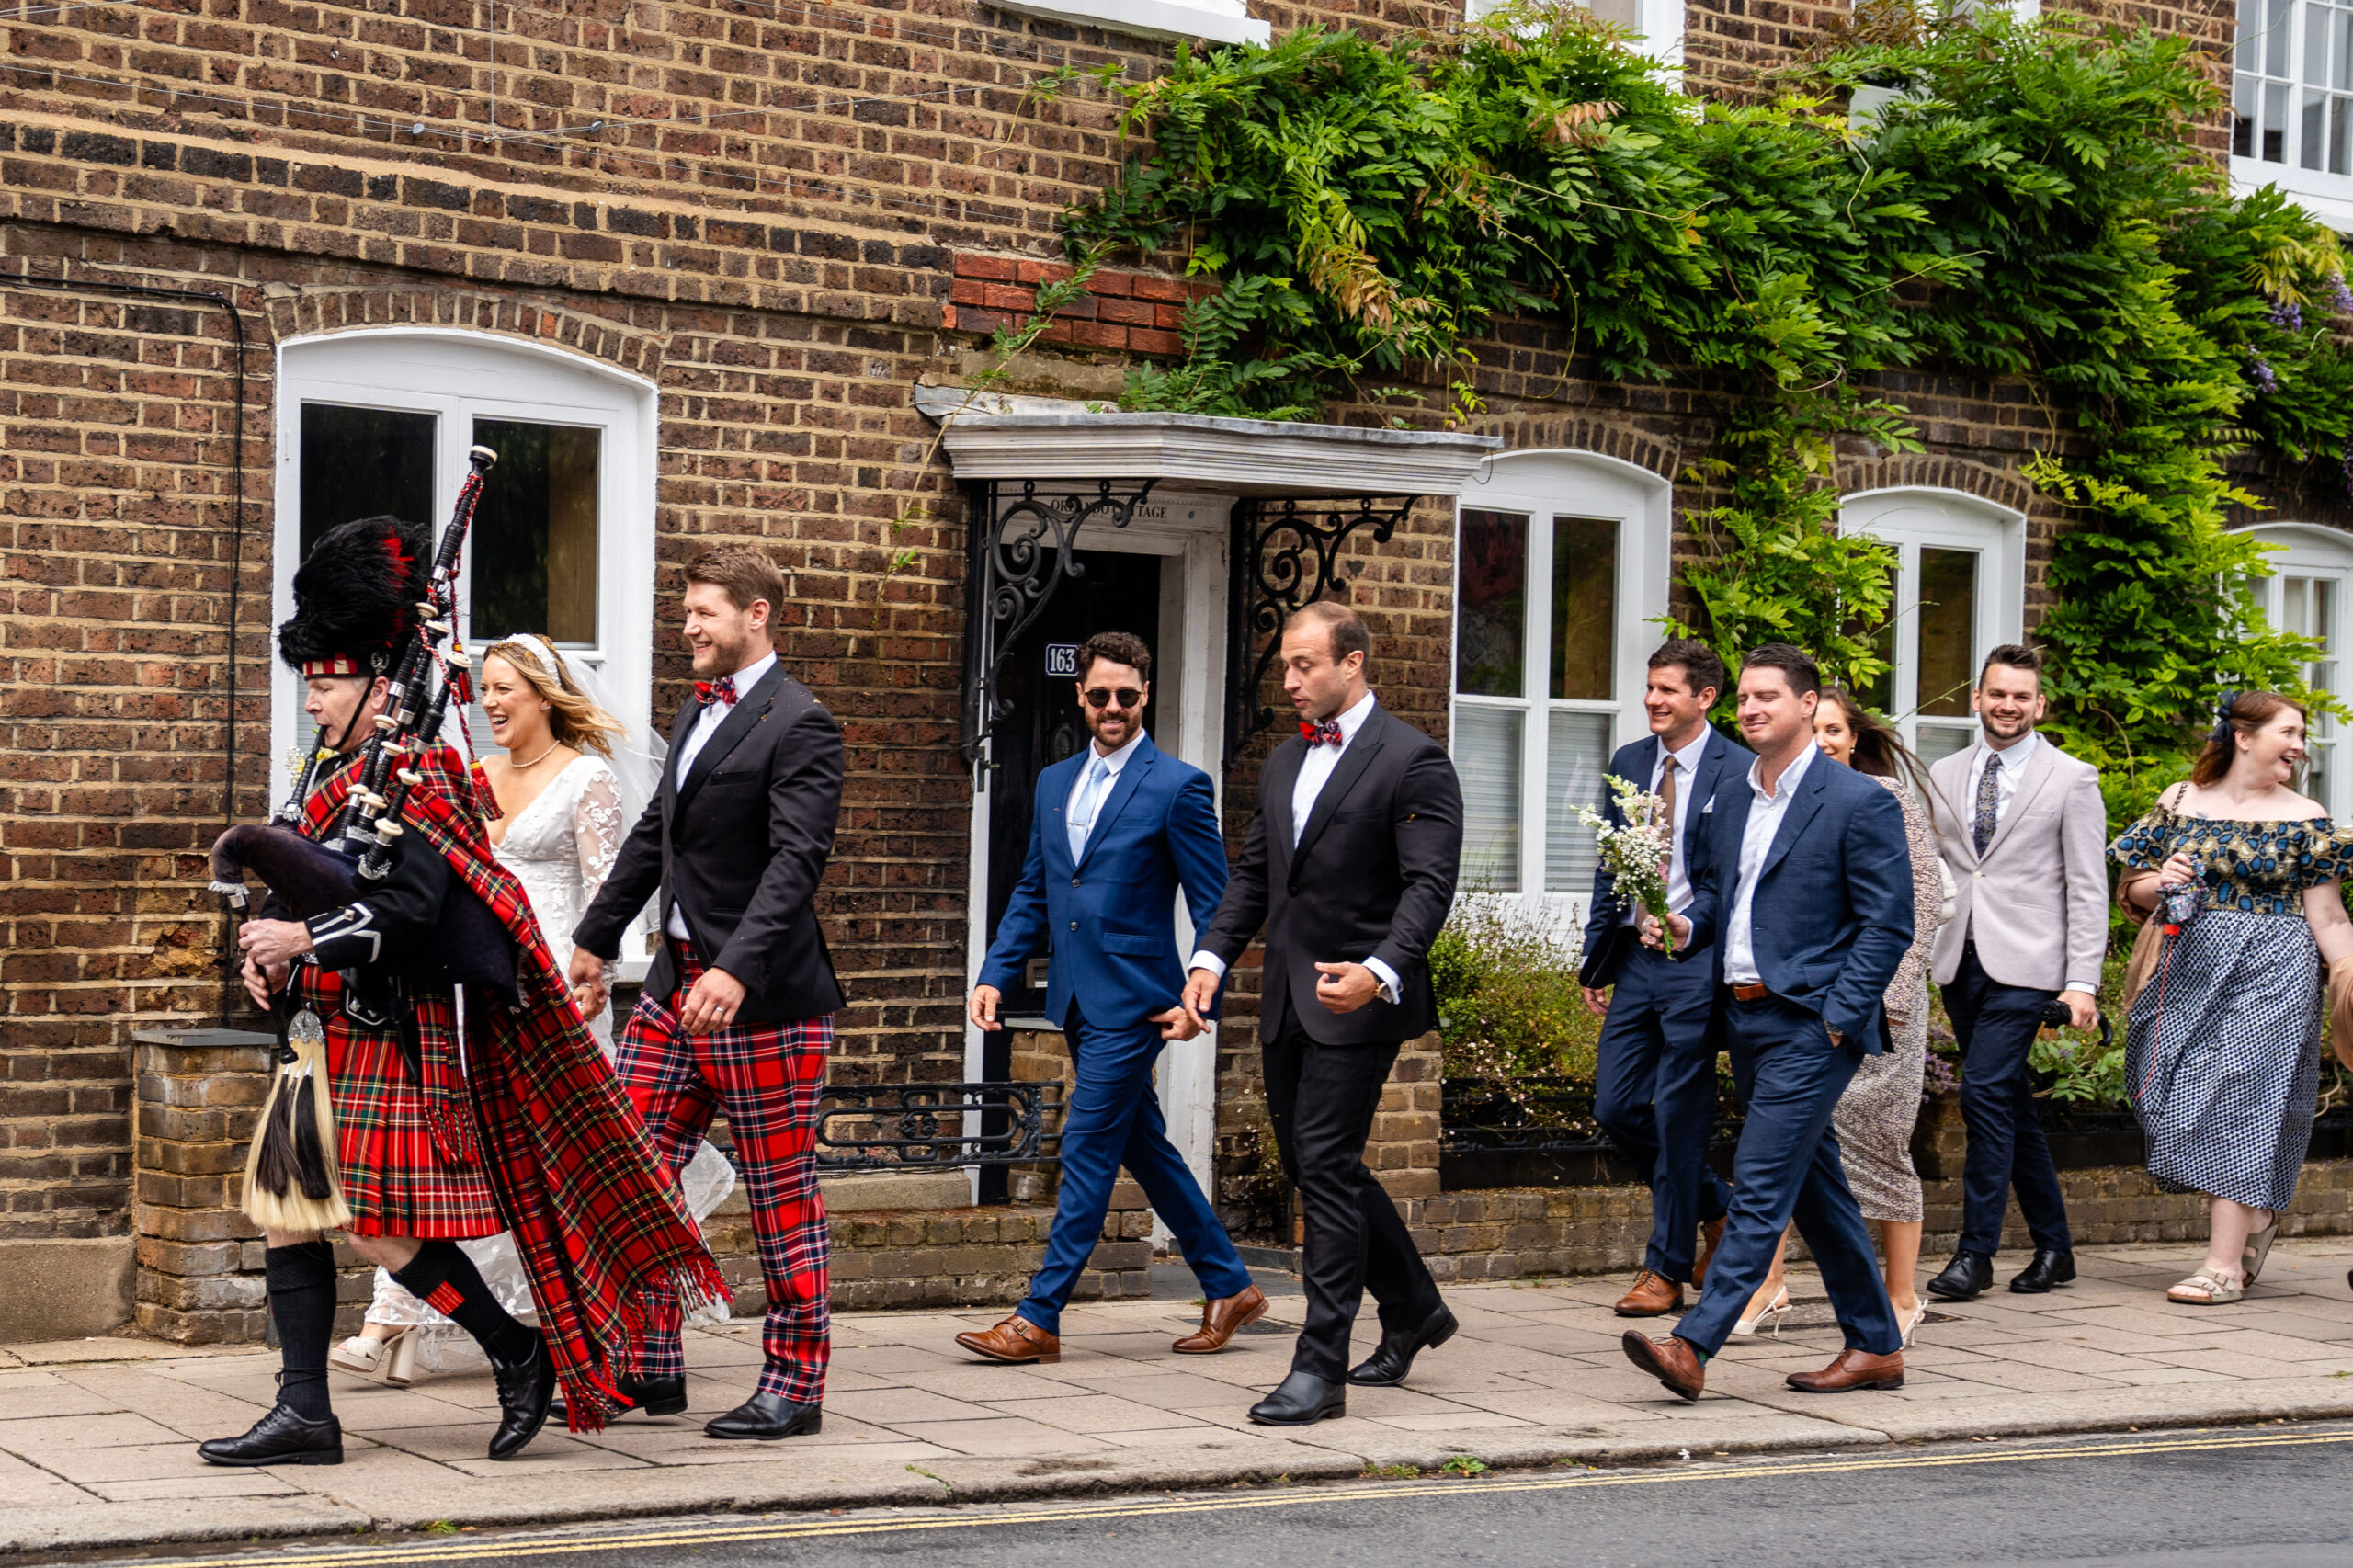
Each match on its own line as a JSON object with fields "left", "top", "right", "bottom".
{"left": 278, "top": 514, "right": 432, "bottom": 677}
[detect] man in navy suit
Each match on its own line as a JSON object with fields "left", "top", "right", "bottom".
{"left": 1621, "top": 644, "right": 1913, "bottom": 1400}
{"left": 955, "top": 631, "right": 1262, "bottom": 1366}
{"left": 1580, "top": 640, "right": 1751, "bottom": 1318}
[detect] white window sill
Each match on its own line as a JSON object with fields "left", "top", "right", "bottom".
{"left": 990, "top": 0, "right": 1269, "bottom": 46}
{"left": 2230, "top": 156, "right": 2353, "bottom": 236}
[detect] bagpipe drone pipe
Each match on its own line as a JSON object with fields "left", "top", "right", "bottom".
{"left": 211, "top": 444, "right": 517, "bottom": 1229}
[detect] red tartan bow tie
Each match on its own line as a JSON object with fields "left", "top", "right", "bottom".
{"left": 695, "top": 675, "right": 739, "bottom": 709}
{"left": 1301, "top": 718, "right": 1344, "bottom": 747}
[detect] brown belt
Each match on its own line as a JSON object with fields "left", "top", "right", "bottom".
{"left": 1729, "top": 983, "right": 1771, "bottom": 1002}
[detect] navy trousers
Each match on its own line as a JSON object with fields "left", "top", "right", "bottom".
{"left": 1592, "top": 945, "right": 1733, "bottom": 1282}
{"left": 1676, "top": 993, "right": 1902, "bottom": 1358}
{"left": 1946, "top": 943, "right": 2073, "bottom": 1257}
{"left": 1016, "top": 1009, "right": 1252, "bottom": 1335}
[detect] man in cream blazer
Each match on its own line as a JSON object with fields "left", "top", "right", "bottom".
{"left": 1924, "top": 644, "right": 2108, "bottom": 1301}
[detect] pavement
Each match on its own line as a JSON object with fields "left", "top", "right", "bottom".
{"left": 5, "top": 1239, "right": 2353, "bottom": 1556}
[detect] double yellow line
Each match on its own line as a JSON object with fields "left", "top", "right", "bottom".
{"left": 114, "top": 1426, "right": 2353, "bottom": 1568}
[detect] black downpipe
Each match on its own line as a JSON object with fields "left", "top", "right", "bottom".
{"left": 2, "top": 270, "right": 252, "bottom": 1027}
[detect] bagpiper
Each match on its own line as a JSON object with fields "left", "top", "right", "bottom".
{"left": 200, "top": 493, "right": 726, "bottom": 1469}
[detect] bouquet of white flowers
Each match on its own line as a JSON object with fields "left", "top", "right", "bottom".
{"left": 1576, "top": 774, "right": 1677, "bottom": 955}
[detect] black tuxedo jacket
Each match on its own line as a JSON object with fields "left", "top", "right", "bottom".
{"left": 574, "top": 659, "right": 845, "bottom": 1025}
{"left": 1197, "top": 702, "right": 1464, "bottom": 1046}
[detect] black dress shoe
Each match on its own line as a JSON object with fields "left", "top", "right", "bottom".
{"left": 706, "top": 1391, "right": 824, "bottom": 1440}
{"left": 1347, "top": 1303, "right": 1459, "bottom": 1387}
{"left": 486, "top": 1333, "right": 556, "bottom": 1460}
{"left": 1248, "top": 1369, "right": 1347, "bottom": 1426}
{"left": 1926, "top": 1251, "right": 1994, "bottom": 1301}
{"left": 2008, "top": 1247, "right": 2077, "bottom": 1294}
{"left": 199, "top": 1403, "right": 343, "bottom": 1467}
{"left": 550, "top": 1371, "right": 688, "bottom": 1427}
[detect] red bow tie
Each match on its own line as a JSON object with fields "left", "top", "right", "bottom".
{"left": 1301, "top": 718, "right": 1343, "bottom": 747}
{"left": 696, "top": 675, "right": 739, "bottom": 708}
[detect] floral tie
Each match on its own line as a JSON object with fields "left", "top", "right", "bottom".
{"left": 1972, "top": 752, "right": 2001, "bottom": 855}
{"left": 1654, "top": 756, "right": 1678, "bottom": 884}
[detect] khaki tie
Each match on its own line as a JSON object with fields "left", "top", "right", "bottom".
{"left": 1654, "top": 756, "right": 1678, "bottom": 883}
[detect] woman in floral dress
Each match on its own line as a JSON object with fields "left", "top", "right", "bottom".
{"left": 2111, "top": 691, "right": 2353, "bottom": 1305}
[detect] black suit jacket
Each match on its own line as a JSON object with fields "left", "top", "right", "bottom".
{"left": 1197, "top": 702, "right": 1464, "bottom": 1046}
{"left": 574, "top": 659, "right": 846, "bottom": 1025}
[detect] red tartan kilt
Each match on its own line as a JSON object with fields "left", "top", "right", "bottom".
{"left": 295, "top": 967, "right": 504, "bottom": 1239}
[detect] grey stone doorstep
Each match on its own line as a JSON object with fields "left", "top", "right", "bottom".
{"left": 0, "top": 1239, "right": 2346, "bottom": 1556}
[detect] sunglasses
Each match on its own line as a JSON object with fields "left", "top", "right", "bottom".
{"left": 1083, "top": 687, "right": 1144, "bottom": 710}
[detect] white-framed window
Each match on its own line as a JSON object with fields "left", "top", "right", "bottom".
{"left": 2239, "top": 522, "right": 2353, "bottom": 818}
{"left": 1470, "top": 0, "right": 1684, "bottom": 63}
{"left": 1449, "top": 450, "right": 1673, "bottom": 903}
{"left": 2234, "top": 0, "right": 2353, "bottom": 232}
{"left": 1840, "top": 489, "right": 2026, "bottom": 766}
{"left": 271, "top": 328, "right": 658, "bottom": 810}
{"left": 991, "top": 0, "right": 1268, "bottom": 46}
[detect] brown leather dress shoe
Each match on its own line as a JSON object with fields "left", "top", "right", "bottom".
{"left": 1614, "top": 1268, "right": 1685, "bottom": 1317}
{"left": 1695, "top": 1218, "right": 1724, "bottom": 1290}
{"left": 1620, "top": 1331, "right": 1706, "bottom": 1402}
{"left": 1173, "top": 1283, "right": 1267, "bottom": 1354}
{"left": 1785, "top": 1346, "right": 1904, "bottom": 1392}
{"left": 954, "top": 1315, "right": 1060, "bottom": 1365}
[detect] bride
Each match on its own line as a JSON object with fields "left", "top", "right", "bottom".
{"left": 330, "top": 634, "right": 735, "bottom": 1384}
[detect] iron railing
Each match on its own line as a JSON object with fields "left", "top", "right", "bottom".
{"left": 814, "top": 1081, "right": 1064, "bottom": 1171}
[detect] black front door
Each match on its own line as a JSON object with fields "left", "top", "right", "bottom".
{"left": 984, "top": 548, "right": 1165, "bottom": 1023}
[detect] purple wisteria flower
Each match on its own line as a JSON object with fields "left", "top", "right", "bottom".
{"left": 2248, "top": 354, "right": 2279, "bottom": 393}
{"left": 2329, "top": 275, "right": 2353, "bottom": 316}
{"left": 2269, "top": 296, "right": 2304, "bottom": 332}
{"left": 2342, "top": 447, "right": 2353, "bottom": 501}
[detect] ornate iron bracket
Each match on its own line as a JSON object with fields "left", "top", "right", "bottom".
{"left": 1224, "top": 495, "right": 1421, "bottom": 768}
{"left": 814, "top": 1081, "right": 1064, "bottom": 1170}
{"left": 960, "top": 477, "right": 1160, "bottom": 787}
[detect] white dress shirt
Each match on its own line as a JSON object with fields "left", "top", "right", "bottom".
{"left": 1622, "top": 727, "right": 1711, "bottom": 926}
{"left": 1722, "top": 740, "right": 1818, "bottom": 987}
{"left": 1066, "top": 729, "right": 1146, "bottom": 859}
{"left": 1966, "top": 729, "right": 2096, "bottom": 994}
{"left": 665, "top": 649, "right": 778, "bottom": 941}
{"left": 1189, "top": 689, "right": 1401, "bottom": 1002}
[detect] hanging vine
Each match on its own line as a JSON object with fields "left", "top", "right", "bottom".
{"left": 1065, "top": 0, "right": 2353, "bottom": 826}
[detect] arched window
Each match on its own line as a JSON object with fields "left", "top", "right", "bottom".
{"left": 1841, "top": 488, "right": 2027, "bottom": 764}
{"left": 1450, "top": 450, "right": 1673, "bottom": 903}
{"left": 2240, "top": 522, "right": 2353, "bottom": 817}
{"left": 271, "top": 329, "right": 658, "bottom": 787}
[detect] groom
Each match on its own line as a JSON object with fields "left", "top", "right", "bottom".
{"left": 572, "top": 547, "right": 844, "bottom": 1440}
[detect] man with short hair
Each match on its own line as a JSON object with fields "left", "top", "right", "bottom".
{"left": 1582, "top": 640, "right": 1751, "bottom": 1317}
{"left": 1621, "top": 643, "right": 1914, "bottom": 1402}
{"left": 573, "top": 547, "right": 845, "bottom": 1440}
{"left": 1182, "top": 601, "right": 1463, "bottom": 1426}
{"left": 1923, "top": 644, "right": 2106, "bottom": 1301}
{"left": 955, "top": 631, "right": 1263, "bottom": 1367}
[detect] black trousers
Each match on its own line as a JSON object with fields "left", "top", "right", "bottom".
{"left": 1946, "top": 942, "right": 2073, "bottom": 1256}
{"left": 1262, "top": 1009, "right": 1443, "bottom": 1381}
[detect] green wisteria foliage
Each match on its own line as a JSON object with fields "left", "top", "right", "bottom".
{"left": 1067, "top": 0, "right": 2353, "bottom": 827}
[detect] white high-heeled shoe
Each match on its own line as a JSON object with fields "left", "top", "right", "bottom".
{"left": 1898, "top": 1299, "right": 1928, "bottom": 1348}
{"left": 1730, "top": 1285, "right": 1791, "bottom": 1338}
{"left": 328, "top": 1326, "right": 418, "bottom": 1387}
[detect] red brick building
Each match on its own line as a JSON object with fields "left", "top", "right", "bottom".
{"left": 2, "top": 0, "right": 2347, "bottom": 1340}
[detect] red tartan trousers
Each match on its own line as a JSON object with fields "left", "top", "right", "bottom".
{"left": 617, "top": 949, "right": 831, "bottom": 1403}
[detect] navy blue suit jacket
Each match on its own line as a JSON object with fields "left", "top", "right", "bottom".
{"left": 979, "top": 735, "right": 1229, "bottom": 1031}
{"left": 1679, "top": 749, "right": 1914, "bottom": 1055}
{"left": 1580, "top": 727, "right": 1753, "bottom": 984}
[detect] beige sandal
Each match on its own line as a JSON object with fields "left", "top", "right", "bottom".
{"left": 2165, "top": 1267, "right": 2244, "bottom": 1306}
{"left": 328, "top": 1326, "right": 418, "bottom": 1386}
{"left": 2243, "top": 1215, "right": 2279, "bottom": 1286}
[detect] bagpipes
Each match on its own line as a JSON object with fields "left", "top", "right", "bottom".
{"left": 211, "top": 444, "right": 517, "bottom": 1230}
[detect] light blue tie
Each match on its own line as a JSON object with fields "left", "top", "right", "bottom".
{"left": 1069, "top": 756, "right": 1111, "bottom": 861}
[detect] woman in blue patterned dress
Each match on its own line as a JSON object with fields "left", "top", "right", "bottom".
{"left": 2111, "top": 691, "right": 2353, "bottom": 1306}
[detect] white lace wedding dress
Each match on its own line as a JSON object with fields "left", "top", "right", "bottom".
{"left": 358, "top": 755, "right": 736, "bottom": 1369}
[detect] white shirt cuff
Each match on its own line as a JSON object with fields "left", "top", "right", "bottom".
{"left": 1363, "top": 956, "right": 1402, "bottom": 1004}
{"left": 1188, "top": 950, "right": 1228, "bottom": 980}
{"left": 2063, "top": 981, "right": 2098, "bottom": 997}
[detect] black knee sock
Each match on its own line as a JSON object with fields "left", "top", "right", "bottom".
{"left": 392, "top": 1241, "right": 537, "bottom": 1364}
{"left": 265, "top": 1241, "right": 338, "bottom": 1422}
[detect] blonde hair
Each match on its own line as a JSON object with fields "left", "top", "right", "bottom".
{"left": 480, "top": 637, "right": 627, "bottom": 758}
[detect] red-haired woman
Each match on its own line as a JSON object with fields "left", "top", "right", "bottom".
{"left": 2112, "top": 691, "right": 2353, "bottom": 1305}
